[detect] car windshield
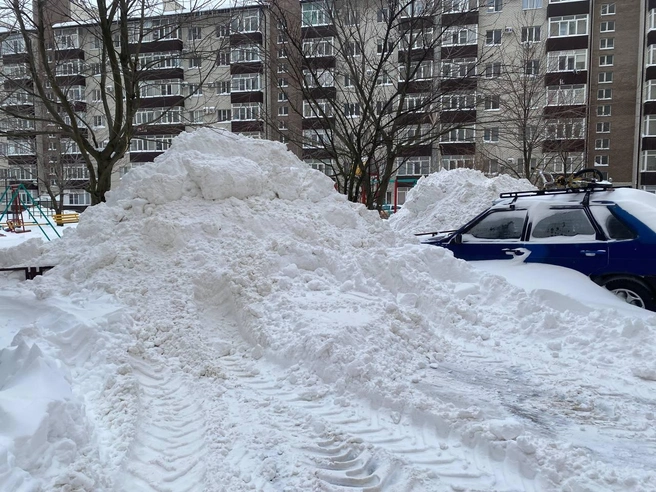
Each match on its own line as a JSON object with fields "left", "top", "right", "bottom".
{"left": 461, "top": 210, "right": 526, "bottom": 241}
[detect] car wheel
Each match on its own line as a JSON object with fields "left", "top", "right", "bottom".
{"left": 603, "top": 277, "right": 656, "bottom": 311}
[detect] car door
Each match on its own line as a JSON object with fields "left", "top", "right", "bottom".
{"left": 589, "top": 204, "right": 656, "bottom": 276}
{"left": 524, "top": 206, "right": 609, "bottom": 275}
{"left": 447, "top": 209, "right": 528, "bottom": 260}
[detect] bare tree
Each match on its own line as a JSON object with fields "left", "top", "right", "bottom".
{"left": 0, "top": 0, "right": 227, "bottom": 206}
{"left": 476, "top": 12, "right": 588, "bottom": 186}
{"left": 265, "top": 0, "right": 488, "bottom": 211}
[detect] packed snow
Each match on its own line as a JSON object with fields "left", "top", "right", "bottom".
{"left": 1, "top": 128, "right": 655, "bottom": 492}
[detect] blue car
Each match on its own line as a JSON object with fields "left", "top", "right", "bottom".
{"left": 421, "top": 186, "right": 656, "bottom": 311}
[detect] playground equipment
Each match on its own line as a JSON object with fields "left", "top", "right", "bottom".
{"left": 0, "top": 184, "right": 61, "bottom": 241}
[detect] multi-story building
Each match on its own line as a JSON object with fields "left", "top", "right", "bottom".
{"left": 0, "top": 0, "right": 654, "bottom": 212}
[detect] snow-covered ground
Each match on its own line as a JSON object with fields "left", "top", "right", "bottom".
{"left": 1, "top": 129, "right": 655, "bottom": 492}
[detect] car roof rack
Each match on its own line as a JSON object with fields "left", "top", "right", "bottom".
{"left": 499, "top": 184, "right": 613, "bottom": 199}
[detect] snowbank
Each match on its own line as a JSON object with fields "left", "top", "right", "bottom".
{"left": 389, "top": 168, "right": 535, "bottom": 235}
{"left": 1, "top": 128, "right": 654, "bottom": 491}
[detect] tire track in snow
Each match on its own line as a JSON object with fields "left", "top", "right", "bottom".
{"left": 453, "top": 345, "right": 656, "bottom": 470}
{"left": 220, "top": 352, "right": 538, "bottom": 491}
{"left": 118, "top": 356, "right": 207, "bottom": 492}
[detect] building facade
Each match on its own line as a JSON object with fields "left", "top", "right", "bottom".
{"left": 0, "top": 0, "right": 654, "bottom": 211}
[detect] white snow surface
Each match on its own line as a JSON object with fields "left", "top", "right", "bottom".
{"left": 1, "top": 128, "right": 655, "bottom": 492}
{"left": 389, "top": 168, "right": 535, "bottom": 235}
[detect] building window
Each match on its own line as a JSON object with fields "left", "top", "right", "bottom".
{"left": 304, "top": 69, "right": 334, "bottom": 88}
{"left": 187, "top": 27, "right": 201, "bottom": 40}
{"left": 231, "top": 73, "right": 261, "bottom": 92}
{"left": 219, "top": 81, "right": 231, "bottom": 94}
{"left": 396, "top": 156, "right": 431, "bottom": 176}
{"left": 546, "top": 84, "right": 586, "bottom": 105}
{"left": 597, "top": 122, "right": 610, "bottom": 133}
{"left": 303, "top": 129, "right": 332, "bottom": 148}
{"left": 441, "top": 127, "right": 475, "bottom": 142}
{"left": 441, "top": 58, "right": 477, "bottom": 78}
{"left": 232, "top": 10, "right": 260, "bottom": 32}
{"left": 279, "top": 120, "right": 288, "bottom": 130}
{"left": 441, "top": 155, "right": 475, "bottom": 170}
{"left": 598, "top": 88, "right": 612, "bottom": 100}
{"left": 522, "top": 0, "right": 542, "bottom": 9}
{"left": 601, "top": 3, "right": 615, "bottom": 15}
{"left": 549, "top": 15, "right": 588, "bottom": 37}
{"left": 278, "top": 63, "right": 288, "bottom": 73}
{"left": 599, "top": 55, "right": 614, "bottom": 66}
{"left": 443, "top": 26, "right": 478, "bottom": 46}
{"left": 442, "top": 92, "right": 476, "bottom": 110}
{"left": 217, "top": 51, "right": 230, "bottom": 65}
{"left": 595, "top": 155, "right": 609, "bottom": 166}
{"left": 187, "top": 84, "right": 202, "bottom": 96}
{"left": 485, "top": 62, "right": 502, "bottom": 78}
{"left": 597, "top": 104, "right": 611, "bottom": 116}
{"left": 93, "top": 115, "right": 104, "bottom": 127}
{"left": 546, "top": 118, "right": 584, "bottom": 139}
{"left": 525, "top": 59, "right": 540, "bottom": 75}
{"left": 302, "top": 2, "right": 330, "bottom": 27}
{"left": 217, "top": 109, "right": 231, "bottom": 121}
{"left": 547, "top": 50, "right": 587, "bottom": 72}
{"left": 232, "top": 44, "right": 262, "bottom": 62}
{"left": 485, "top": 29, "right": 502, "bottom": 45}
{"left": 278, "top": 105, "right": 289, "bottom": 116}
{"left": 346, "top": 41, "right": 362, "bottom": 57}
{"left": 484, "top": 95, "right": 500, "bottom": 110}
{"left": 600, "top": 21, "right": 615, "bottom": 32}
{"left": 643, "top": 150, "right": 656, "bottom": 171}
{"left": 595, "top": 138, "right": 610, "bottom": 149}
{"left": 302, "top": 37, "right": 334, "bottom": 57}
{"left": 376, "top": 71, "right": 392, "bottom": 85}
{"left": 189, "top": 110, "right": 204, "bottom": 124}
{"left": 377, "top": 7, "right": 389, "bottom": 22}
{"left": 599, "top": 71, "right": 613, "bottom": 83}
{"left": 644, "top": 115, "right": 656, "bottom": 135}
{"left": 278, "top": 91, "right": 288, "bottom": 102}
{"left": 599, "top": 38, "right": 614, "bottom": 50}
{"left": 305, "top": 158, "right": 335, "bottom": 176}
{"left": 377, "top": 39, "right": 394, "bottom": 54}
{"left": 67, "top": 191, "right": 91, "bottom": 206}
{"left": 188, "top": 57, "right": 202, "bottom": 68}
{"left": 278, "top": 78, "right": 288, "bottom": 87}
{"left": 521, "top": 26, "right": 541, "bottom": 43}
{"left": 344, "top": 8, "right": 359, "bottom": 25}
{"left": 231, "top": 103, "right": 261, "bottom": 121}
{"left": 487, "top": 0, "right": 502, "bottom": 13}
{"left": 649, "top": 45, "right": 656, "bottom": 66}
{"left": 483, "top": 127, "right": 500, "bottom": 142}
{"left": 646, "top": 80, "right": 656, "bottom": 101}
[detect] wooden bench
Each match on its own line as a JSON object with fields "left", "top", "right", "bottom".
{"left": 0, "top": 266, "right": 54, "bottom": 280}
{"left": 53, "top": 213, "right": 80, "bottom": 225}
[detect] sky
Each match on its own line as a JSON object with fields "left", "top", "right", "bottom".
{"left": 1, "top": 128, "right": 655, "bottom": 492}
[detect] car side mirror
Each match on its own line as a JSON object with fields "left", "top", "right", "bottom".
{"left": 452, "top": 233, "right": 462, "bottom": 244}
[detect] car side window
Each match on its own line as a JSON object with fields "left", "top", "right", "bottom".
{"left": 589, "top": 206, "right": 636, "bottom": 240}
{"left": 531, "top": 209, "right": 595, "bottom": 240}
{"left": 461, "top": 210, "right": 527, "bottom": 242}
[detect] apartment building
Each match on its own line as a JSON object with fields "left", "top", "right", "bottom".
{"left": 0, "top": 0, "right": 653, "bottom": 212}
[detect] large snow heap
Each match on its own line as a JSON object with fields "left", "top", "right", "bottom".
{"left": 390, "top": 168, "right": 535, "bottom": 235}
{"left": 1, "top": 128, "right": 654, "bottom": 491}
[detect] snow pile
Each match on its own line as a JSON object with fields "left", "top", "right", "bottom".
{"left": 389, "top": 168, "right": 535, "bottom": 235}
{"left": 0, "top": 338, "right": 86, "bottom": 489}
{"left": 1, "top": 128, "right": 654, "bottom": 491}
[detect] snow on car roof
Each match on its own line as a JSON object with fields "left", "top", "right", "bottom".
{"left": 492, "top": 187, "right": 656, "bottom": 230}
